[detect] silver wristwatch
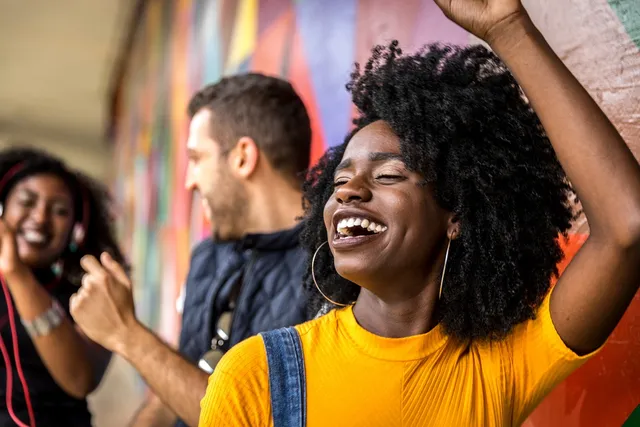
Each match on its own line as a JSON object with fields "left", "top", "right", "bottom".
{"left": 21, "top": 299, "right": 66, "bottom": 338}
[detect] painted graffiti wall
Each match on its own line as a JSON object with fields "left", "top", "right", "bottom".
{"left": 111, "top": 0, "right": 640, "bottom": 424}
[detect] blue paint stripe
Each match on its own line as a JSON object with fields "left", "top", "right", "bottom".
{"left": 202, "top": 0, "right": 223, "bottom": 84}
{"left": 295, "top": 0, "right": 356, "bottom": 147}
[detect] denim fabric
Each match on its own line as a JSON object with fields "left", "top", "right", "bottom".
{"left": 262, "top": 327, "right": 306, "bottom": 427}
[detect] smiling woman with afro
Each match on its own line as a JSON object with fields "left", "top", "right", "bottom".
{"left": 199, "top": 1, "right": 640, "bottom": 426}
{"left": 301, "top": 41, "right": 575, "bottom": 340}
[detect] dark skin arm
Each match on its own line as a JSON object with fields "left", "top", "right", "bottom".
{"left": 0, "top": 220, "right": 110, "bottom": 399}
{"left": 435, "top": 0, "right": 640, "bottom": 354}
{"left": 69, "top": 253, "right": 207, "bottom": 427}
{"left": 4, "top": 269, "right": 111, "bottom": 398}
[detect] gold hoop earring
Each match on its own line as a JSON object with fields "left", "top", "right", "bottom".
{"left": 312, "top": 241, "right": 348, "bottom": 307}
{"left": 439, "top": 239, "right": 451, "bottom": 300}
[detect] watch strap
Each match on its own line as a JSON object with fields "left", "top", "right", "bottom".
{"left": 21, "top": 298, "right": 66, "bottom": 338}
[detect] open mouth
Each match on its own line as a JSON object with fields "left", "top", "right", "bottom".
{"left": 18, "top": 229, "right": 51, "bottom": 248}
{"left": 335, "top": 217, "right": 388, "bottom": 240}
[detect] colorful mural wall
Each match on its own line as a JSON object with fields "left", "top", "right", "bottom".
{"left": 111, "top": 0, "right": 640, "bottom": 425}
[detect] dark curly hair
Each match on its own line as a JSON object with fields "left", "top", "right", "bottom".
{"left": 301, "top": 42, "right": 575, "bottom": 341}
{"left": 0, "top": 146, "right": 128, "bottom": 286}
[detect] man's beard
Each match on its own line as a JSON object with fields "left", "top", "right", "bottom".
{"left": 206, "top": 186, "right": 247, "bottom": 241}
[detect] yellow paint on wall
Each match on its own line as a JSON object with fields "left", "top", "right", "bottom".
{"left": 226, "top": 0, "right": 257, "bottom": 72}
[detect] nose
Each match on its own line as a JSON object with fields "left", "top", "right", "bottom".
{"left": 335, "top": 176, "right": 372, "bottom": 204}
{"left": 185, "top": 164, "right": 196, "bottom": 191}
{"left": 30, "top": 202, "right": 48, "bottom": 225}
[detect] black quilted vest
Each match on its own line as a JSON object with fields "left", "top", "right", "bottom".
{"left": 175, "top": 223, "right": 310, "bottom": 427}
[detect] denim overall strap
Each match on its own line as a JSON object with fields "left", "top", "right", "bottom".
{"left": 261, "top": 327, "right": 306, "bottom": 427}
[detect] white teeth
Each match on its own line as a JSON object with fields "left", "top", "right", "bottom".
{"left": 23, "top": 230, "right": 46, "bottom": 244}
{"left": 336, "top": 217, "right": 388, "bottom": 237}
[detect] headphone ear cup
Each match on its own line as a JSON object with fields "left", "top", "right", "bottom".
{"left": 71, "top": 223, "right": 85, "bottom": 251}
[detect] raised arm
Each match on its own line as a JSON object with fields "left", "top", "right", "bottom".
{"left": 0, "top": 223, "right": 110, "bottom": 399}
{"left": 69, "top": 253, "right": 207, "bottom": 427}
{"left": 435, "top": 0, "right": 640, "bottom": 354}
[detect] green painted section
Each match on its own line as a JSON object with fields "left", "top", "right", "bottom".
{"left": 608, "top": 0, "right": 640, "bottom": 49}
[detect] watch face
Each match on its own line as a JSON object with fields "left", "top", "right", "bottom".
{"left": 40, "top": 320, "right": 52, "bottom": 336}
{"left": 21, "top": 301, "right": 65, "bottom": 337}
{"left": 37, "top": 304, "right": 62, "bottom": 335}
{"left": 32, "top": 316, "right": 46, "bottom": 335}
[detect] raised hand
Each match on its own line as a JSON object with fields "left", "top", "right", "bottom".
{"left": 70, "top": 252, "right": 137, "bottom": 352}
{"left": 434, "top": 0, "right": 527, "bottom": 43}
{"left": 0, "top": 219, "right": 27, "bottom": 280}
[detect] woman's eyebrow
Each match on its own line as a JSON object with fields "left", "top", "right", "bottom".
{"left": 335, "top": 158, "right": 352, "bottom": 172}
{"left": 335, "top": 152, "right": 404, "bottom": 173}
{"left": 369, "top": 152, "right": 404, "bottom": 162}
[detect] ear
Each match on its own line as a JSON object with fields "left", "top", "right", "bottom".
{"left": 446, "top": 214, "right": 461, "bottom": 241}
{"left": 229, "top": 136, "right": 260, "bottom": 179}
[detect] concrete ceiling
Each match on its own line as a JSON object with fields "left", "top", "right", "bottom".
{"left": 0, "top": 0, "right": 134, "bottom": 145}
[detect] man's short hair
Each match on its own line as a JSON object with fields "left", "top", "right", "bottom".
{"left": 188, "top": 73, "right": 312, "bottom": 183}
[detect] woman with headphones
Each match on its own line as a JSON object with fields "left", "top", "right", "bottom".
{"left": 0, "top": 147, "right": 127, "bottom": 426}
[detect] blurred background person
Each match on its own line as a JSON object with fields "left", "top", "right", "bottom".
{"left": 70, "top": 73, "right": 313, "bottom": 427}
{"left": 0, "top": 147, "right": 127, "bottom": 426}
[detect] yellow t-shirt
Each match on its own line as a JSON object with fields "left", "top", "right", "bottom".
{"left": 199, "top": 292, "right": 596, "bottom": 426}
